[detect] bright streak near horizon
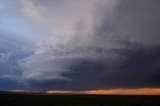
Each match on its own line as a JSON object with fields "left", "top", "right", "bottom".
{"left": 47, "top": 88, "right": 160, "bottom": 95}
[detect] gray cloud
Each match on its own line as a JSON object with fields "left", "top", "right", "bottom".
{"left": 1, "top": 0, "right": 160, "bottom": 90}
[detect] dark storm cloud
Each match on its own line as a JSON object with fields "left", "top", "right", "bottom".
{"left": 1, "top": 0, "right": 160, "bottom": 91}
{"left": 38, "top": 43, "right": 160, "bottom": 90}
{"left": 112, "top": 44, "right": 160, "bottom": 87}
{"left": 94, "top": 0, "right": 160, "bottom": 45}
{"left": 103, "top": 43, "right": 160, "bottom": 88}
{"left": 17, "top": 0, "right": 160, "bottom": 89}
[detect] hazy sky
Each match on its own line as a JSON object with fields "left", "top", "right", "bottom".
{"left": 0, "top": 0, "right": 160, "bottom": 92}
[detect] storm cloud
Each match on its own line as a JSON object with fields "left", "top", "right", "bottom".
{"left": 1, "top": 0, "right": 160, "bottom": 91}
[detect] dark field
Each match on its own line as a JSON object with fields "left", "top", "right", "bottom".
{"left": 0, "top": 93, "right": 160, "bottom": 106}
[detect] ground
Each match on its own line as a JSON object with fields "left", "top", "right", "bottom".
{"left": 0, "top": 93, "right": 160, "bottom": 106}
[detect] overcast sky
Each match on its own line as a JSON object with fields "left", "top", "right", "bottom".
{"left": 0, "top": 0, "right": 160, "bottom": 92}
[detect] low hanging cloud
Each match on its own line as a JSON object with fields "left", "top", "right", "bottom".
{"left": 2, "top": 0, "right": 160, "bottom": 90}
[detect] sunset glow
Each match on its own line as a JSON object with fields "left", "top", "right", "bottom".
{"left": 47, "top": 88, "right": 160, "bottom": 95}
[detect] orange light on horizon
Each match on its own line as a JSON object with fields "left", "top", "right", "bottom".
{"left": 47, "top": 88, "right": 160, "bottom": 95}
{"left": 10, "top": 89, "right": 26, "bottom": 93}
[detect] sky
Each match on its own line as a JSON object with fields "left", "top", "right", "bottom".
{"left": 0, "top": 0, "right": 160, "bottom": 93}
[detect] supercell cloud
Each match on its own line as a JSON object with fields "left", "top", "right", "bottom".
{"left": 0, "top": 0, "right": 160, "bottom": 91}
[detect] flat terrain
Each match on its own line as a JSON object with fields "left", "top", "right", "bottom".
{"left": 0, "top": 93, "right": 160, "bottom": 106}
